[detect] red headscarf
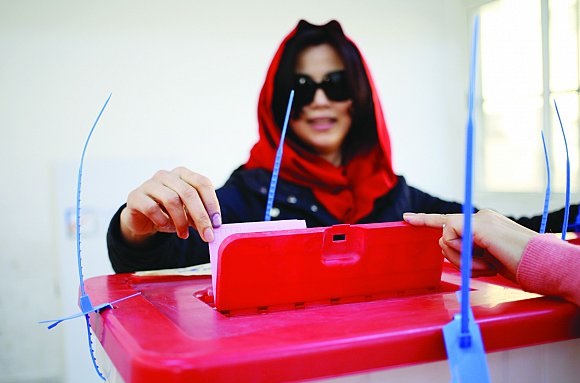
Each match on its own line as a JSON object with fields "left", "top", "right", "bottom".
{"left": 244, "top": 21, "right": 398, "bottom": 223}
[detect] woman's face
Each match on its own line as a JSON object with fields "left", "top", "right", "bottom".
{"left": 291, "top": 44, "right": 352, "bottom": 166}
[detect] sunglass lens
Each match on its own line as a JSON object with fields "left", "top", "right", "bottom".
{"left": 294, "top": 76, "right": 316, "bottom": 107}
{"left": 322, "top": 71, "right": 349, "bottom": 101}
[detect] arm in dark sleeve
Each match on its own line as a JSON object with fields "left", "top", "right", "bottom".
{"left": 511, "top": 205, "right": 580, "bottom": 233}
{"left": 107, "top": 205, "right": 209, "bottom": 273}
{"left": 401, "top": 178, "right": 579, "bottom": 234}
{"left": 406, "top": 188, "right": 464, "bottom": 215}
{"left": 410, "top": 189, "right": 579, "bottom": 234}
{"left": 368, "top": 177, "right": 465, "bottom": 223}
{"left": 399, "top": 178, "right": 465, "bottom": 215}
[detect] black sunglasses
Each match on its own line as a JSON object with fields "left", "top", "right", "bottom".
{"left": 293, "top": 70, "right": 350, "bottom": 108}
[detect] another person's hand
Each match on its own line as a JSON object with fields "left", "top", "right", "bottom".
{"left": 120, "top": 167, "right": 221, "bottom": 245}
{"left": 403, "top": 209, "right": 538, "bottom": 282}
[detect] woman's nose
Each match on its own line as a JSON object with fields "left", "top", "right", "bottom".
{"left": 311, "top": 88, "right": 331, "bottom": 106}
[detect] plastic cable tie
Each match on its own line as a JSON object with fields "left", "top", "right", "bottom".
{"left": 443, "top": 292, "right": 491, "bottom": 383}
{"left": 540, "top": 130, "right": 551, "bottom": 234}
{"left": 265, "top": 90, "right": 294, "bottom": 221}
{"left": 459, "top": 13, "right": 479, "bottom": 341}
{"left": 554, "top": 100, "right": 571, "bottom": 240}
{"left": 37, "top": 94, "right": 136, "bottom": 381}
{"left": 442, "top": 15, "right": 490, "bottom": 383}
{"left": 39, "top": 292, "right": 141, "bottom": 329}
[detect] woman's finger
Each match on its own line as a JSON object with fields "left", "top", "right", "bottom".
{"left": 403, "top": 212, "right": 448, "bottom": 227}
{"left": 172, "top": 167, "right": 221, "bottom": 242}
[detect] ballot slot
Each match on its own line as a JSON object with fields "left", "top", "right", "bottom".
{"left": 193, "top": 280, "right": 460, "bottom": 317}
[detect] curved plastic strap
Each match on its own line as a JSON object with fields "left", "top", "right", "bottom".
{"left": 265, "top": 90, "right": 294, "bottom": 221}
{"left": 539, "top": 130, "right": 551, "bottom": 234}
{"left": 554, "top": 100, "right": 570, "bottom": 240}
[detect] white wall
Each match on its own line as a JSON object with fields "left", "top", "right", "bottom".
{"left": 0, "top": 1, "right": 470, "bottom": 382}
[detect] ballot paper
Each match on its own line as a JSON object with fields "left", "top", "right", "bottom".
{"left": 133, "top": 263, "right": 212, "bottom": 277}
{"left": 209, "top": 220, "right": 307, "bottom": 296}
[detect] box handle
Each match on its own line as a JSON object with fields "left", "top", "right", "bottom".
{"left": 321, "top": 224, "right": 363, "bottom": 266}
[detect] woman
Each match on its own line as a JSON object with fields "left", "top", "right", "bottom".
{"left": 107, "top": 20, "right": 576, "bottom": 273}
{"left": 403, "top": 209, "right": 580, "bottom": 306}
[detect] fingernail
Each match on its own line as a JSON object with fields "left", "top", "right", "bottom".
{"left": 211, "top": 212, "right": 222, "bottom": 228}
{"left": 161, "top": 224, "right": 175, "bottom": 232}
{"left": 204, "top": 227, "right": 214, "bottom": 243}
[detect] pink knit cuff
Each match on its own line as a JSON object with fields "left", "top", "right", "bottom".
{"left": 517, "top": 235, "right": 580, "bottom": 306}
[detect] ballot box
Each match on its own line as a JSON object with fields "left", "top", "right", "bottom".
{"left": 86, "top": 265, "right": 580, "bottom": 383}
{"left": 86, "top": 223, "right": 580, "bottom": 382}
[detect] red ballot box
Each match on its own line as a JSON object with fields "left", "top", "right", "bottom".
{"left": 86, "top": 224, "right": 580, "bottom": 383}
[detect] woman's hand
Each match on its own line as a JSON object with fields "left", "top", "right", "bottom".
{"left": 119, "top": 167, "right": 222, "bottom": 245}
{"left": 403, "top": 209, "right": 537, "bottom": 282}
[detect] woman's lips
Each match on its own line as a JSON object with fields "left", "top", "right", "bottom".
{"left": 309, "top": 117, "right": 336, "bottom": 131}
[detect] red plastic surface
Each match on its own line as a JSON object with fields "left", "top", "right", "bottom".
{"left": 86, "top": 226, "right": 580, "bottom": 383}
{"left": 215, "top": 222, "right": 443, "bottom": 313}
{"left": 87, "top": 266, "right": 579, "bottom": 383}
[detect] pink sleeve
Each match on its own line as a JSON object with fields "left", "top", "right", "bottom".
{"left": 516, "top": 235, "right": 580, "bottom": 306}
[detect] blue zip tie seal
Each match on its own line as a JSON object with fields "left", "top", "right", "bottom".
{"left": 442, "top": 15, "right": 491, "bottom": 383}
{"left": 265, "top": 90, "right": 294, "bottom": 221}
{"left": 554, "top": 100, "right": 571, "bottom": 240}
{"left": 540, "top": 130, "right": 551, "bottom": 234}
{"left": 459, "top": 12, "right": 479, "bottom": 348}
{"left": 39, "top": 94, "right": 140, "bottom": 380}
